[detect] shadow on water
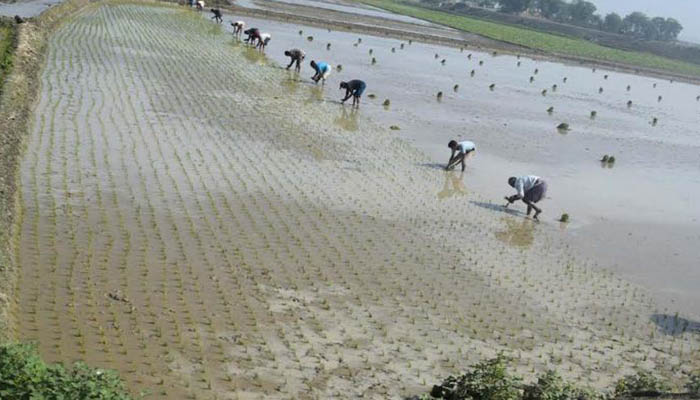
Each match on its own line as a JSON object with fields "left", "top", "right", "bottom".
{"left": 437, "top": 171, "right": 467, "bottom": 200}
{"left": 650, "top": 314, "right": 700, "bottom": 336}
{"left": 494, "top": 216, "right": 535, "bottom": 248}
{"left": 419, "top": 163, "right": 446, "bottom": 170}
{"left": 470, "top": 201, "right": 522, "bottom": 217}
{"left": 334, "top": 107, "right": 359, "bottom": 131}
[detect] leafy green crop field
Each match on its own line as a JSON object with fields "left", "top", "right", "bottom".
{"left": 357, "top": 0, "right": 700, "bottom": 77}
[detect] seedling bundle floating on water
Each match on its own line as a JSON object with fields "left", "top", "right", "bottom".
{"left": 557, "top": 122, "right": 570, "bottom": 131}
{"left": 601, "top": 155, "right": 616, "bottom": 164}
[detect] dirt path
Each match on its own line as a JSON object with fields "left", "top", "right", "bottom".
{"left": 14, "top": 3, "right": 699, "bottom": 399}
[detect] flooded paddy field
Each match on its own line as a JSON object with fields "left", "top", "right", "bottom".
{"left": 14, "top": 2, "right": 700, "bottom": 399}
{"left": 237, "top": 12, "right": 700, "bottom": 313}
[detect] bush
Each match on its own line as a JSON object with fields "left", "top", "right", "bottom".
{"left": 0, "top": 342, "right": 135, "bottom": 399}
{"left": 523, "top": 370, "right": 598, "bottom": 400}
{"left": 614, "top": 370, "right": 671, "bottom": 397}
{"left": 686, "top": 372, "right": 700, "bottom": 395}
{"left": 430, "top": 355, "right": 521, "bottom": 400}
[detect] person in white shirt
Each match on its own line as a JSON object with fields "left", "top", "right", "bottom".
{"left": 505, "top": 175, "right": 547, "bottom": 220}
{"left": 446, "top": 140, "right": 476, "bottom": 171}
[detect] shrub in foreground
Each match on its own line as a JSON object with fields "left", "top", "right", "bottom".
{"left": 0, "top": 342, "right": 134, "bottom": 399}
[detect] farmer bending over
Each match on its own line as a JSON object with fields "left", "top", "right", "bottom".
{"left": 231, "top": 21, "right": 245, "bottom": 38}
{"left": 505, "top": 175, "right": 547, "bottom": 220}
{"left": 340, "top": 80, "right": 367, "bottom": 107}
{"left": 285, "top": 49, "right": 306, "bottom": 72}
{"left": 244, "top": 28, "right": 261, "bottom": 45}
{"left": 310, "top": 60, "right": 331, "bottom": 84}
{"left": 210, "top": 8, "right": 222, "bottom": 23}
{"left": 446, "top": 140, "right": 475, "bottom": 171}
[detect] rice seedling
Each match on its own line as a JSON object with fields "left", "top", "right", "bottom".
{"left": 326, "top": 43, "right": 331, "bottom": 50}
{"left": 489, "top": 83, "right": 495, "bottom": 90}
{"left": 529, "top": 76, "right": 534, "bottom": 83}
{"left": 541, "top": 89, "right": 547, "bottom": 96}
{"left": 557, "top": 123, "right": 570, "bottom": 131}
{"left": 590, "top": 111, "right": 597, "bottom": 118}
{"left": 479, "top": 60, "right": 484, "bottom": 65}
{"left": 627, "top": 100, "right": 633, "bottom": 107}
{"left": 471, "top": 70, "right": 475, "bottom": 77}
{"left": 559, "top": 214, "right": 569, "bottom": 223}
{"left": 390, "top": 125, "right": 400, "bottom": 130}
{"left": 453, "top": 84, "right": 459, "bottom": 91}
{"left": 307, "top": 36, "right": 313, "bottom": 41}
{"left": 547, "top": 106, "right": 554, "bottom": 114}
{"left": 383, "top": 99, "right": 391, "bottom": 107}
{"left": 371, "top": 57, "right": 377, "bottom": 64}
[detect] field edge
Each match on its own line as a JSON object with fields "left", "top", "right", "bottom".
{"left": 0, "top": 0, "right": 93, "bottom": 342}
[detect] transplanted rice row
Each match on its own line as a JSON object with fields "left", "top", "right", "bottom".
{"left": 14, "top": 3, "right": 700, "bottom": 399}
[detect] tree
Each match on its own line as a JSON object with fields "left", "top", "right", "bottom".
{"left": 661, "top": 18, "right": 683, "bottom": 40}
{"left": 569, "top": 0, "right": 597, "bottom": 26}
{"left": 603, "top": 12, "right": 623, "bottom": 33}
{"left": 533, "top": 0, "right": 564, "bottom": 19}
{"left": 499, "top": 0, "right": 532, "bottom": 14}
{"left": 622, "top": 12, "right": 650, "bottom": 37}
{"left": 476, "top": 0, "right": 498, "bottom": 8}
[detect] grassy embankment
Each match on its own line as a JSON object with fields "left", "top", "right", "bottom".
{"left": 357, "top": 0, "right": 700, "bottom": 78}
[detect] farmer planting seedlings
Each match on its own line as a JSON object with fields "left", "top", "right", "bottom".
{"left": 310, "top": 60, "right": 332, "bottom": 84}
{"left": 210, "top": 8, "right": 222, "bottom": 23}
{"left": 243, "top": 27, "right": 261, "bottom": 45}
{"left": 284, "top": 49, "right": 305, "bottom": 72}
{"left": 339, "top": 80, "right": 367, "bottom": 108}
{"left": 446, "top": 140, "right": 475, "bottom": 171}
{"left": 505, "top": 175, "right": 548, "bottom": 220}
{"left": 231, "top": 20, "right": 245, "bottom": 38}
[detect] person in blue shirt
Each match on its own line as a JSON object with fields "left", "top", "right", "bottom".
{"left": 339, "top": 80, "right": 367, "bottom": 108}
{"left": 310, "top": 60, "right": 332, "bottom": 84}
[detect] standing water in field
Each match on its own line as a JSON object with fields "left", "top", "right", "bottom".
{"left": 14, "top": 4, "right": 700, "bottom": 399}
{"left": 231, "top": 15, "right": 700, "bottom": 313}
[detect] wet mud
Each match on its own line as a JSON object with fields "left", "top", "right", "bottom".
{"left": 14, "top": 3, "right": 700, "bottom": 399}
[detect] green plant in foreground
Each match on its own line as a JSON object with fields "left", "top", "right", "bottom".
{"left": 523, "top": 370, "right": 597, "bottom": 400}
{"left": 436, "top": 355, "right": 522, "bottom": 400}
{"left": 614, "top": 370, "right": 671, "bottom": 396}
{"left": 559, "top": 213, "right": 569, "bottom": 223}
{"left": 0, "top": 342, "right": 135, "bottom": 399}
{"left": 686, "top": 371, "right": 700, "bottom": 395}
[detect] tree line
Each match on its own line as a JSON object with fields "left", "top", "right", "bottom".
{"left": 461, "top": 0, "right": 683, "bottom": 41}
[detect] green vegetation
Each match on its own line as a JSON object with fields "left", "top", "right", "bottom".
{"left": 356, "top": 0, "right": 700, "bottom": 77}
{"left": 0, "top": 19, "right": 18, "bottom": 94}
{"left": 614, "top": 370, "right": 671, "bottom": 396}
{"left": 0, "top": 343, "right": 134, "bottom": 399}
{"left": 423, "top": 356, "right": 696, "bottom": 399}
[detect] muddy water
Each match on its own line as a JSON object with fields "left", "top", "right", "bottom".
{"left": 16, "top": 4, "right": 700, "bottom": 399}
{"left": 233, "top": 0, "right": 440, "bottom": 26}
{"left": 229, "top": 14, "right": 700, "bottom": 314}
{"left": 0, "top": 0, "right": 64, "bottom": 18}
